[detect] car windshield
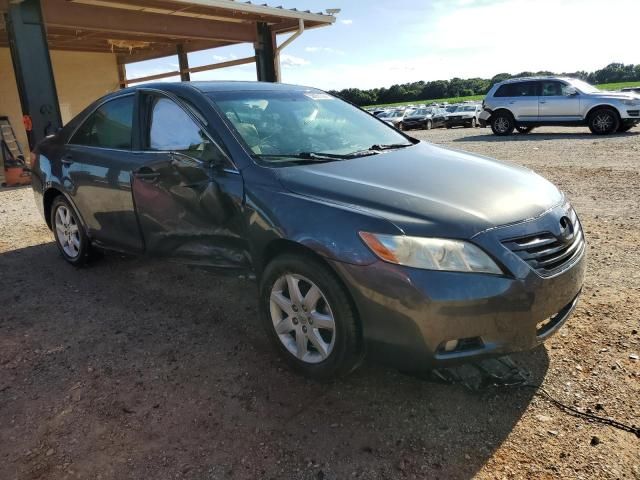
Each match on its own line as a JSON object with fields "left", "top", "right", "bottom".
{"left": 412, "top": 109, "right": 428, "bottom": 116}
{"left": 445, "top": 105, "right": 459, "bottom": 113}
{"left": 458, "top": 105, "right": 477, "bottom": 111}
{"left": 567, "top": 78, "right": 600, "bottom": 94}
{"left": 208, "top": 90, "right": 411, "bottom": 161}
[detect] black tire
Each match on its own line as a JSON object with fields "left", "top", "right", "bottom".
{"left": 588, "top": 108, "right": 619, "bottom": 135}
{"left": 423, "top": 119, "right": 432, "bottom": 130}
{"left": 516, "top": 126, "right": 534, "bottom": 134}
{"left": 465, "top": 118, "right": 476, "bottom": 128}
{"left": 617, "top": 123, "right": 634, "bottom": 133}
{"left": 259, "top": 253, "right": 362, "bottom": 379}
{"left": 50, "top": 196, "right": 91, "bottom": 266}
{"left": 490, "top": 111, "right": 515, "bottom": 136}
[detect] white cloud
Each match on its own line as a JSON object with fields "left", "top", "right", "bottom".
{"left": 340, "top": 19, "right": 353, "bottom": 25}
{"left": 280, "top": 53, "right": 310, "bottom": 67}
{"left": 305, "top": 46, "right": 345, "bottom": 55}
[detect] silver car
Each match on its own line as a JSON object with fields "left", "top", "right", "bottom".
{"left": 479, "top": 77, "right": 640, "bottom": 135}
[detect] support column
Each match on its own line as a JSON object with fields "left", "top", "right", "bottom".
{"left": 177, "top": 44, "right": 191, "bottom": 82}
{"left": 6, "top": 0, "right": 62, "bottom": 150}
{"left": 117, "top": 63, "right": 127, "bottom": 89}
{"left": 254, "top": 22, "right": 278, "bottom": 82}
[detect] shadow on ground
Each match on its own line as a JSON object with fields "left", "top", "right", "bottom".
{"left": 452, "top": 130, "right": 640, "bottom": 142}
{"left": 0, "top": 244, "right": 549, "bottom": 479}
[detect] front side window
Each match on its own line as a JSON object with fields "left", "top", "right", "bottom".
{"left": 147, "top": 97, "right": 221, "bottom": 164}
{"left": 70, "top": 96, "right": 134, "bottom": 149}
{"left": 541, "top": 81, "right": 575, "bottom": 97}
{"left": 208, "top": 90, "right": 410, "bottom": 162}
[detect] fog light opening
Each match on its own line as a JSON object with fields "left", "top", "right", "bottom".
{"left": 438, "top": 337, "right": 484, "bottom": 355}
{"left": 443, "top": 339, "right": 459, "bottom": 352}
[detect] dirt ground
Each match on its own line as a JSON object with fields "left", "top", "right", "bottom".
{"left": 1, "top": 126, "right": 638, "bottom": 479}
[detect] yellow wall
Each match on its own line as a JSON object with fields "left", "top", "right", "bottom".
{"left": 0, "top": 48, "right": 120, "bottom": 163}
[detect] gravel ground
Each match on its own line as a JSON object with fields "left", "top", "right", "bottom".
{"left": 1, "top": 126, "right": 638, "bottom": 479}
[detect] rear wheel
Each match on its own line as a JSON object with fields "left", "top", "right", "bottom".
{"left": 51, "top": 196, "right": 90, "bottom": 266}
{"left": 588, "top": 108, "right": 619, "bottom": 135}
{"left": 260, "top": 253, "right": 362, "bottom": 379}
{"left": 490, "top": 111, "right": 515, "bottom": 135}
{"left": 516, "top": 125, "right": 534, "bottom": 134}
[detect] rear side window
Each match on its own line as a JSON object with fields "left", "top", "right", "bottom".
{"left": 494, "top": 82, "right": 538, "bottom": 97}
{"left": 70, "top": 96, "right": 134, "bottom": 149}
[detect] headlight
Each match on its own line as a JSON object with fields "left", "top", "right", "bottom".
{"left": 623, "top": 99, "right": 639, "bottom": 106}
{"left": 359, "top": 232, "right": 502, "bottom": 274}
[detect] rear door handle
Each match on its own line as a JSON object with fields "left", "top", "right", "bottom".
{"left": 133, "top": 167, "right": 160, "bottom": 181}
{"left": 539, "top": 101, "right": 546, "bottom": 104}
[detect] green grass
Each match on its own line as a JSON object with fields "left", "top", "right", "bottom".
{"left": 364, "top": 81, "right": 640, "bottom": 109}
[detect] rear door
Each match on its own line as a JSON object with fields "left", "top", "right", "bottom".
{"left": 496, "top": 81, "right": 540, "bottom": 121}
{"left": 131, "top": 91, "right": 249, "bottom": 268}
{"left": 538, "top": 80, "right": 581, "bottom": 121}
{"left": 65, "top": 94, "right": 145, "bottom": 252}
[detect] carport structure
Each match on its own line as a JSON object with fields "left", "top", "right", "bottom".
{"left": 0, "top": 0, "right": 335, "bottom": 181}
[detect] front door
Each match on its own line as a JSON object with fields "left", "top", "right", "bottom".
{"left": 131, "top": 92, "right": 249, "bottom": 268}
{"left": 64, "top": 93, "right": 145, "bottom": 252}
{"left": 538, "top": 80, "right": 581, "bottom": 121}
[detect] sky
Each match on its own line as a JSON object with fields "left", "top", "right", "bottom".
{"left": 125, "top": 0, "right": 640, "bottom": 91}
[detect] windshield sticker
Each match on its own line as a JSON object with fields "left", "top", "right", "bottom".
{"left": 304, "top": 92, "right": 334, "bottom": 100}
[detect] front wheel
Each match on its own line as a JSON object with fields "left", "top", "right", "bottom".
{"left": 260, "top": 254, "right": 363, "bottom": 379}
{"left": 491, "top": 112, "right": 515, "bottom": 136}
{"left": 588, "top": 108, "right": 619, "bottom": 135}
{"left": 51, "top": 196, "right": 90, "bottom": 266}
{"left": 424, "top": 119, "right": 432, "bottom": 130}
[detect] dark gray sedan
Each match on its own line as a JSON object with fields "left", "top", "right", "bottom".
{"left": 31, "top": 82, "right": 586, "bottom": 378}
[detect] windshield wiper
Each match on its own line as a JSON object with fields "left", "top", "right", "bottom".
{"left": 370, "top": 143, "right": 414, "bottom": 151}
{"left": 258, "top": 150, "right": 378, "bottom": 162}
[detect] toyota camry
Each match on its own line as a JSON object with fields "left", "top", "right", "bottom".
{"left": 31, "top": 82, "right": 586, "bottom": 378}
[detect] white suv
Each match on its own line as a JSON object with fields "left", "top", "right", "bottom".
{"left": 479, "top": 77, "right": 640, "bottom": 135}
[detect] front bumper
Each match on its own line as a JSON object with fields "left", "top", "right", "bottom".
{"left": 446, "top": 116, "right": 475, "bottom": 126}
{"left": 330, "top": 204, "right": 586, "bottom": 370}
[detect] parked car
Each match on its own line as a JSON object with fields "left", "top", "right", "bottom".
{"left": 480, "top": 77, "right": 640, "bottom": 135}
{"left": 400, "top": 106, "right": 447, "bottom": 130}
{"left": 379, "top": 108, "right": 412, "bottom": 129}
{"left": 621, "top": 86, "right": 640, "bottom": 94}
{"left": 445, "top": 104, "right": 482, "bottom": 128}
{"left": 31, "top": 81, "right": 585, "bottom": 379}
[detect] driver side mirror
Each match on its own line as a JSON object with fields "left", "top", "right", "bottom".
{"left": 565, "top": 86, "right": 578, "bottom": 96}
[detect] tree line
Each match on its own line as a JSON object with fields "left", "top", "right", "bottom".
{"left": 328, "top": 63, "right": 640, "bottom": 106}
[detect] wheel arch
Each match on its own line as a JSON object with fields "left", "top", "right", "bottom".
{"left": 489, "top": 108, "right": 515, "bottom": 121}
{"left": 42, "top": 187, "right": 88, "bottom": 234}
{"left": 585, "top": 104, "right": 622, "bottom": 121}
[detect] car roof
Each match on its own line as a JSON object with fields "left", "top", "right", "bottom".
{"left": 120, "top": 80, "right": 322, "bottom": 95}
{"left": 498, "top": 76, "right": 575, "bottom": 85}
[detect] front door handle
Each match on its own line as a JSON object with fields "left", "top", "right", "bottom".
{"left": 61, "top": 155, "right": 73, "bottom": 166}
{"left": 539, "top": 100, "right": 547, "bottom": 104}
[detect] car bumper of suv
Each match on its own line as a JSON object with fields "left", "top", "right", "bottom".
{"left": 479, "top": 110, "right": 491, "bottom": 127}
{"left": 329, "top": 205, "right": 586, "bottom": 370}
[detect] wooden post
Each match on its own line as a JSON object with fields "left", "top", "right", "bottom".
{"left": 177, "top": 44, "right": 190, "bottom": 82}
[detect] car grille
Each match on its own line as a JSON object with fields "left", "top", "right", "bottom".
{"left": 449, "top": 116, "right": 461, "bottom": 120}
{"left": 502, "top": 209, "right": 585, "bottom": 277}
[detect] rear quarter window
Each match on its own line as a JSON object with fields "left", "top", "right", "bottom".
{"left": 494, "top": 82, "right": 538, "bottom": 97}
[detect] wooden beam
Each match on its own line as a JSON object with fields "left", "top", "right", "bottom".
{"left": 42, "top": 0, "right": 257, "bottom": 43}
{"left": 116, "top": 39, "right": 228, "bottom": 64}
{"left": 125, "top": 55, "right": 256, "bottom": 85}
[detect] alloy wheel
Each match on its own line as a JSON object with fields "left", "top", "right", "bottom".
{"left": 54, "top": 205, "right": 81, "bottom": 258}
{"left": 269, "top": 273, "right": 336, "bottom": 364}
{"left": 593, "top": 113, "right": 614, "bottom": 133}
{"left": 494, "top": 116, "right": 510, "bottom": 133}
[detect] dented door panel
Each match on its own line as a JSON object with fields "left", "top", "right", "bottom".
{"left": 132, "top": 152, "right": 249, "bottom": 268}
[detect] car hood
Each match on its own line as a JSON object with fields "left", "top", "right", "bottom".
{"left": 587, "top": 91, "right": 640, "bottom": 100}
{"left": 275, "top": 142, "right": 563, "bottom": 238}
